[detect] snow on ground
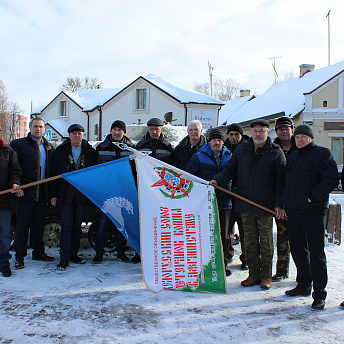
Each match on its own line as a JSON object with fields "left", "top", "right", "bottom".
{"left": 1, "top": 196, "right": 344, "bottom": 343}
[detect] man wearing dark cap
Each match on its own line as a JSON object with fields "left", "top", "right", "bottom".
{"left": 10, "top": 117, "right": 55, "bottom": 269}
{"left": 224, "top": 123, "right": 250, "bottom": 270}
{"left": 94, "top": 120, "right": 137, "bottom": 263}
{"left": 210, "top": 119, "right": 286, "bottom": 290}
{"left": 281, "top": 124, "right": 338, "bottom": 310}
{"left": 272, "top": 117, "right": 297, "bottom": 282}
{"left": 49, "top": 124, "right": 97, "bottom": 270}
{"left": 186, "top": 128, "right": 233, "bottom": 276}
{"left": 135, "top": 117, "right": 174, "bottom": 164}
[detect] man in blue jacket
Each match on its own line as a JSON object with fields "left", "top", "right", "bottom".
{"left": 186, "top": 128, "right": 232, "bottom": 276}
{"left": 281, "top": 124, "right": 338, "bottom": 310}
{"left": 10, "top": 118, "right": 55, "bottom": 269}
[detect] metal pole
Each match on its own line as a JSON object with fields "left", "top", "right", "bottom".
{"left": 326, "top": 10, "right": 331, "bottom": 66}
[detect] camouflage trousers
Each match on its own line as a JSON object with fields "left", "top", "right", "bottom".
{"left": 275, "top": 218, "right": 290, "bottom": 276}
{"left": 241, "top": 213, "right": 273, "bottom": 280}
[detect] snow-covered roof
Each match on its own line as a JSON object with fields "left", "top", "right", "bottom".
{"left": 144, "top": 74, "right": 224, "bottom": 105}
{"left": 31, "top": 74, "right": 224, "bottom": 115}
{"left": 222, "top": 60, "right": 344, "bottom": 125}
{"left": 65, "top": 88, "right": 122, "bottom": 112}
{"left": 46, "top": 119, "right": 72, "bottom": 138}
{"left": 218, "top": 95, "right": 255, "bottom": 125}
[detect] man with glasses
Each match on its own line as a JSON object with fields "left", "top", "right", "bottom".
{"left": 210, "top": 119, "right": 286, "bottom": 290}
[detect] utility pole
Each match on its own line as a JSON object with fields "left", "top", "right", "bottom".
{"left": 208, "top": 61, "right": 214, "bottom": 96}
{"left": 268, "top": 56, "right": 282, "bottom": 84}
{"left": 326, "top": 10, "right": 331, "bottom": 66}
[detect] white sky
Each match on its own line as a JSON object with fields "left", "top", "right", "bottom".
{"left": 0, "top": 0, "right": 343, "bottom": 118}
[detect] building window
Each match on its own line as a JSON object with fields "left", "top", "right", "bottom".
{"left": 94, "top": 123, "right": 98, "bottom": 136}
{"left": 136, "top": 89, "right": 147, "bottom": 109}
{"left": 332, "top": 138, "right": 343, "bottom": 164}
{"left": 323, "top": 100, "right": 328, "bottom": 108}
{"left": 59, "top": 101, "right": 67, "bottom": 117}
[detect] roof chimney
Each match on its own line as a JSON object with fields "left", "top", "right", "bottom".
{"left": 299, "top": 64, "right": 315, "bottom": 77}
{"left": 240, "top": 89, "right": 251, "bottom": 97}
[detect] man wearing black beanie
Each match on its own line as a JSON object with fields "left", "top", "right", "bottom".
{"left": 281, "top": 124, "right": 338, "bottom": 310}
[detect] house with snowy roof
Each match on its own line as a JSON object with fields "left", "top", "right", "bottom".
{"left": 219, "top": 60, "right": 344, "bottom": 165}
{"left": 31, "top": 74, "right": 224, "bottom": 143}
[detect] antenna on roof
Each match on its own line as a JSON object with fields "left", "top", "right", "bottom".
{"left": 208, "top": 61, "right": 214, "bottom": 96}
{"left": 326, "top": 10, "right": 331, "bottom": 66}
{"left": 268, "top": 56, "right": 282, "bottom": 84}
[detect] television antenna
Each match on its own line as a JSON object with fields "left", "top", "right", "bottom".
{"left": 208, "top": 61, "right": 214, "bottom": 96}
{"left": 268, "top": 56, "right": 282, "bottom": 84}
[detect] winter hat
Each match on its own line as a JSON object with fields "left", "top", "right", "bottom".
{"left": 68, "top": 123, "right": 85, "bottom": 133}
{"left": 275, "top": 117, "right": 294, "bottom": 130}
{"left": 208, "top": 128, "right": 225, "bottom": 142}
{"left": 294, "top": 124, "right": 314, "bottom": 139}
{"left": 111, "top": 120, "right": 126, "bottom": 133}
{"left": 227, "top": 123, "right": 243, "bottom": 135}
{"left": 147, "top": 117, "right": 164, "bottom": 126}
{"left": 250, "top": 119, "right": 270, "bottom": 128}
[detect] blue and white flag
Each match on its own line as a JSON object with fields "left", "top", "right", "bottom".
{"left": 61, "top": 157, "right": 140, "bottom": 254}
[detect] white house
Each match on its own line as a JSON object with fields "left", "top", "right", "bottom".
{"left": 31, "top": 74, "right": 224, "bottom": 143}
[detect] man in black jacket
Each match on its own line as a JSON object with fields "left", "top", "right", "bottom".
{"left": 0, "top": 131, "right": 22, "bottom": 277}
{"left": 94, "top": 120, "right": 136, "bottom": 264}
{"left": 136, "top": 118, "right": 174, "bottom": 164}
{"left": 10, "top": 118, "right": 55, "bottom": 269}
{"left": 174, "top": 120, "right": 206, "bottom": 170}
{"left": 272, "top": 117, "right": 297, "bottom": 282}
{"left": 224, "top": 123, "right": 249, "bottom": 270}
{"left": 50, "top": 124, "right": 97, "bottom": 270}
{"left": 281, "top": 124, "right": 338, "bottom": 310}
{"left": 210, "top": 119, "right": 286, "bottom": 290}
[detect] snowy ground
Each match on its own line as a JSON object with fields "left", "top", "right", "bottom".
{"left": 1, "top": 196, "right": 344, "bottom": 344}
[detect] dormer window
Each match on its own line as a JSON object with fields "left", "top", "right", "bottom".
{"left": 323, "top": 101, "right": 328, "bottom": 108}
{"left": 59, "top": 101, "right": 67, "bottom": 117}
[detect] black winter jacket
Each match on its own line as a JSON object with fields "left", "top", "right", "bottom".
{"left": 281, "top": 141, "right": 338, "bottom": 211}
{"left": 49, "top": 139, "right": 97, "bottom": 206}
{"left": 174, "top": 135, "right": 207, "bottom": 170}
{"left": 96, "top": 134, "right": 134, "bottom": 163}
{"left": 0, "top": 140, "right": 21, "bottom": 208}
{"left": 213, "top": 137, "right": 286, "bottom": 216}
{"left": 224, "top": 135, "right": 250, "bottom": 153}
{"left": 273, "top": 136, "right": 297, "bottom": 159}
{"left": 10, "top": 133, "right": 54, "bottom": 200}
{"left": 135, "top": 132, "right": 174, "bottom": 164}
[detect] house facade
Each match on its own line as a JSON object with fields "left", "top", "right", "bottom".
{"left": 31, "top": 74, "right": 224, "bottom": 144}
{"left": 220, "top": 60, "right": 344, "bottom": 166}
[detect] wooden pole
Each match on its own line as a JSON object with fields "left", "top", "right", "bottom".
{"left": 212, "top": 184, "right": 277, "bottom": 216}
{"left": 0, "top": 175, "right": 61, "bottom": 196}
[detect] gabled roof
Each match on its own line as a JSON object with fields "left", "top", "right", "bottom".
{"left": 31, "top": 74, "right": 224, "bottom": 115}
{"left": 46, "top": 119, "right": 71, "bottom": 138}
{"left": 221, "top": 59, "right": 344, "bottom": 125}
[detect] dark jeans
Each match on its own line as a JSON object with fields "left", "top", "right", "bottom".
{"left": 96, "top": 211, "right": 127, "bottom": 255}
{"left": 15, "top": 197, "right": 47, "bottom": 259}
{"left": 219, "top": 209, "right": 231, "bottom": 263}
{"left": 0, "top": 209, "right": 12, "bottom": 267}
{"left": 286, "top": 208, "right": 327, "bottom": 301}
{"left": 59, "top": 201, "right": 85, "bottom": 260}
{"left": 228, "top": 210, "right": 246, "bottom": 263}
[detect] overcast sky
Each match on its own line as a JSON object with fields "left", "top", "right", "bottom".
{"left": 1, "top": 0, "right": 343, "bottom": 118}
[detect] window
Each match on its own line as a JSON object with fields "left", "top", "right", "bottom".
{"left": 59, "top": 101, "right": 67, "bottom": 117}
{"left": 94, "top": 123, "right": 98, "bottom": 136}
{"left": 332, "top": 138, "right": 343, "bottom": 164}
{"left": 136, "top": 89, "right": 147, "bottom": 109}
{"left": 323, "top": 100, "right": 328, "bottom": 108}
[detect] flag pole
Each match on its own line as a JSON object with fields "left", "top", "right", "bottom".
{"left": 0, "top": 175, "right": 61, "bottom": 196}
{"left": 211, "top": 184, "right": 277, "bottom": 216}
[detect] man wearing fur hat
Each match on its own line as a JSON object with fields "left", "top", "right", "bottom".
{"left": 50, "top": 124, "right": 97, "bottom": 270}
{"left": 210, "top": 119, "right": 286, "bottom": 290}
{"left": 94, "top": 120, "right": 137, "bottom": 264}
{"left": 281, "top": 124, "right": 338, "bottom": 310}
{"left": 186, "top": 128, "right": 233, "bottom": 276}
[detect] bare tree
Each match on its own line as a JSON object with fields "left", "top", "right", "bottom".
{"left": 61, "top": 76, "right": 102, "bottom": 92}
{"left": 194, "top": 77, "right": 241, "bottom": 101}
{"left": 0, "top": 79, "right": 22, "bottom": 143}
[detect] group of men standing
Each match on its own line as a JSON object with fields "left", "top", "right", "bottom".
{"left": 0, "top": 115, "right": 341, "bottom": 310}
